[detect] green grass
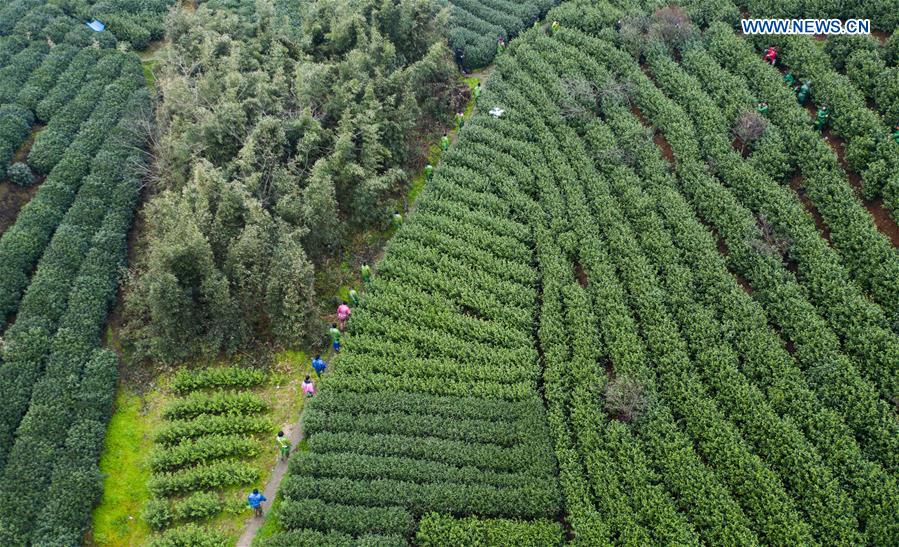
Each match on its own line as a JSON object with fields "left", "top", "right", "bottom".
{"left": 91, "top": 390, "right": 156, "bottom": 546}
{"left": 142, "top": 60, "right": 158, "bottom": 89}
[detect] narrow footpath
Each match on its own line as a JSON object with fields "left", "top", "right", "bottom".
{"left": 234, "top": 65, "right": 495, "bottom": 547}
{"left": 235, "top": 415, "right": 304, "bottom": 547}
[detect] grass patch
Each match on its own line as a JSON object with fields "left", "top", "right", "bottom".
{"left": 142, "top": 60, "right": 158, "bottom": 89}
{"left": 90, "top": 390, "right": 158, "bottom": 546}
{"left": 137, "top": 39, "right": 167, "bottom": 61}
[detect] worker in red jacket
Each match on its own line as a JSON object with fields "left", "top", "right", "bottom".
{"left": 764, "top": 46, "right": 778, "bottom": 66}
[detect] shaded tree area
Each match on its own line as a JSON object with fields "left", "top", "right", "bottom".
{"left": 123, "top": 0, "right": 459, "bottom": 364}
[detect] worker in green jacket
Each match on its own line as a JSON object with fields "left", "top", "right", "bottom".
{"left": 497, "top": 36, "right": 506, "bottom": 56}
{"left": 392, "top": 211, "right": 403, "bottom": 229}
{"left": 783, "top": 72, "right": 796, "bottom": 88}
{"left": 815, "top": 105, "right": 829, "bottom": 131}
{"left": 474, "top": 83, "right": 481, "bottom": 105}
{"left": 424, "top": 163, "right": 433, "bottom": 181}
{"left": 276, "top": 431, "right": 290, "bottom": 461}
{"left": 441, "top": 132, "right": 449, "bottom": 152}
{"left": 550, "top": 21, "right": 560, "bottom": 35}
{"left": 329, "top": 323, "right": 341, "bottom": 352}
{"left": 456, "top": 112, "right": 464, "bottom": 130}
{"left": 348, "top": 288, "right": 359, "bottom": 307}
{"left": 756, "top": 101, "right": 769, "bottom": 116}
{"left": 360, "top": 263, "right": 372, "bottom": 284}
{"left": 892, "top": 123, "right": 899, "bottom": 144}
{"left": 796, "top": 81, "right": 811, "bottom": 106}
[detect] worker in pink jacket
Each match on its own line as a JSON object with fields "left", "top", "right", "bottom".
{"left": 337, "top": 301, "right": 351, "bottom": 331}
{"left": 302, "top": 375, "right": 316, "bottom": 398}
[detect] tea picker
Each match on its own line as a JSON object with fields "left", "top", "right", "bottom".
{"left": 796, "top": 80, "right": 811, "bottom": 106}
{"left": 783, "top": 72, "right": 796, "bottom": 88}
{"left": 312, "top": 354, "right": 327, "bottom": 378}
{"left": 815, "top": 105, "right": 829, "bottom": 131}
{"left": 454, "top": 46, "right": 466, "bottom": 75}
{"left": 276, "top": 431, "right": 290, "bottom": 461}
{"left": 248, "top": 490, "right": 267, "bottom": 517}
{"left": 302, "top": 375, "right": 316, "bottom": 398}
{"left": 329, "top": 323, "right": 341, "bottom": 352}
{"left": 337, "top": 301, "right": 351, "bottom": 331}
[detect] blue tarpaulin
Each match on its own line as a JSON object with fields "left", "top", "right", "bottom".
{"left": 86, "top": 20, "right": 105, "bottom": 32}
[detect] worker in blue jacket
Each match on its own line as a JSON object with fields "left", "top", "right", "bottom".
{"left": 312, "top": 355, "right": 327, "bottom": 378}
{"left": 248, "top": 489, "right": 267, "bottom": 517}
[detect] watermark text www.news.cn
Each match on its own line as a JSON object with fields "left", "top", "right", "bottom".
{"left": 741, "top": 18, "right": 871, "bottom": 35}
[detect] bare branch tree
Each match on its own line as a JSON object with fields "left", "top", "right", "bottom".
{"left": 121, "top": 101, "right": 164, "bottom": 192}
{"left": 749, "top": 213, "right": 792, "bottom": 259}
{"left": 603, "top": 376, "right": 650, "bottom": 423}
{"left": 597, "top": 80, "right": 634, "bottom": 111}
{"left": 649, "top": 6, "right": 696, "bottom": 52}
{"left": 559, "top": 77, "right": 599, "bottom": 122}
{"left": 733, "top": 110, "right": 768, "bottom": 154}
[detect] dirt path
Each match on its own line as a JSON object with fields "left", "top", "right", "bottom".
{"left": 0, "top": 181, "right": 39, "bottom": 236}
{"left": 236, "top": 348, "right": 340, "bottom": 547}
{"left": 789, "top": 173, "right": 832, "bottom": 244}
{"left": 235, "top": 413, "right": 305, "bottom": 547}
{"left": 1, "top": 125, "right": 45, "bottom": 236}
{"left": 629, "top": 105, "right": 676, "bottom": 167}
{"left": 451, "top": 65, "right": 495, "bottom": 147}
